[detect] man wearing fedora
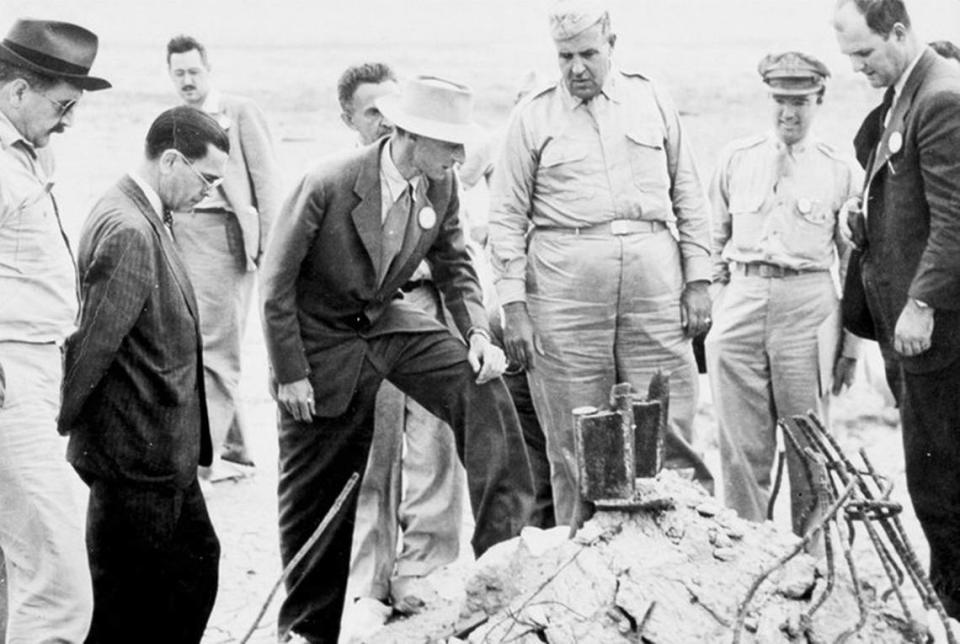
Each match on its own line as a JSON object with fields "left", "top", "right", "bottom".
{"left": 334, "top": 62, "right": 468, "bottom": 638}
{"left": 489, "top": 0, "right": 714, "bottom": 528}
{"left": 165, "top": 35, "right": 282, "bottom": 479}
{"left": 706, "top": 52, "right": 860, "bottom": 537}
{"left": 0, "top": 18, "right": 109, "bottom": 642}
{"left": 261, "top": 75, "right": 534, "bottom": 643}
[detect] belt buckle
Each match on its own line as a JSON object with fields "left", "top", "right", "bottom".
{"left": 610, "top": 220, "right": 631, "bottom": 236}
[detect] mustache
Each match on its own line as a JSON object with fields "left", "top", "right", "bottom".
{"left": 181, "top": 85, "right": 196, "bottom": 92}
{"left": 50, "top": 124, "right": 66, "bottom": 134}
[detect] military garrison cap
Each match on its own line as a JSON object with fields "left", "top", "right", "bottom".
{"left": 548, "top": 0, "right": 608, "bottom": 40}
{"left": 758, "top": 51, "right": 830, "bottom": 96}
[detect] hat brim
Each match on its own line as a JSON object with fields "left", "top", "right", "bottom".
{"left": 768, "top": 86, "right": 822, "bottom": 97}
{"left": 0, "top": 44, "right": 111, "bottom": 91}
{"left": 377, "top": 94, "right": 482, "bottom": 145}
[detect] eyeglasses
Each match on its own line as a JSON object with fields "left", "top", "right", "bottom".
{"left": 35, "top": 90, "right": 79, "bottom": 119}
{"left": 173, "top": 150, "right": 224, "bottom": 193}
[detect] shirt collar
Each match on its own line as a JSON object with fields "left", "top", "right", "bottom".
{"left": 128, "top": 171, "right": 164, "bottom": 219}
{"left": 200, "top": 88, "right": 223, "bottom": 115}
{"left": 892, "top": 50, "right": 924, "bottom": 104}
{"left": 380, "top": 138, "right": 421, "bottom": 201}
{"left": 772, "top": 132, "right": 810, "bottom": 155}
{"left": 559, "top": 63, "right": 620, "bottom": 109}
{"left": 0, "top": 108, "right": 37, "bottom": 159}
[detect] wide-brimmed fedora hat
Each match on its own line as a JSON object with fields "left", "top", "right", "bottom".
{"left": 376, "top": 75, "right": 482, "bottom": 145}
{"left": 0, "top": 19, "right": 110, "bottom": 91}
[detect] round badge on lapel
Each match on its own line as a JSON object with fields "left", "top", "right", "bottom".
{"left": 888, "top": 131, "right": 902, "bottom": 154}
{"left": 418, "top": 206, "right": 437, "bottom": 230}
{"left": 797, "top": 198, "right": 812, "bottom": 215}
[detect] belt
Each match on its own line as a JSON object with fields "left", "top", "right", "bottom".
{"left": 537, "top": 220, "right": 665, "bottom": 236}
{"left": 735, "top": 262, "right": 823, "bottom": 278}
{"left": 400, "top": 279, "right": 433, "bottom": 293}
{"left": 193, "top": 207, "right": 233, "bottom": 215}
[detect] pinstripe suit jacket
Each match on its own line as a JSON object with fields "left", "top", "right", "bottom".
{"left": 60, "top": 175, "right": 212, "bottom": 489}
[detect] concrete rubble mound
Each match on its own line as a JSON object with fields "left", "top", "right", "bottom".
{"left": 371, "top": 471, "right": 916, "bottom": 643}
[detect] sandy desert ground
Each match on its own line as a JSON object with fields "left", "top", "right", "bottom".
{"left": 3, "top": 0, "right": 960, "bottom": 641}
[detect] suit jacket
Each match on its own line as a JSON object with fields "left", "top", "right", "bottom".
{"left": 260, "top": 139, "right": 488, "bottom": 417}
{"left": 59, "top": 176, "right": 212, "bottom": 488}
{"left": 205, "top": 92, "right": 283, "bottom": 270}
{"left": 846, "top": 48, "right": 960, "bottom": 373}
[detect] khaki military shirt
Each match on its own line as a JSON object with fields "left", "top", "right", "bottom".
{"left": 488, "top": 68, "right": 712, "bottom": 304}
{"left": 0, "top": 110, "right": 77, "bottom": 344}
{"left": 710, "top": 132, "right": 860, "bottom": 283}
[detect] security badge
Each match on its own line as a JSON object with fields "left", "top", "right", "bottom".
{"left": 797, "top": 197, "right": 826, "bottom": 223}
{"left": 418, "top": 206, "right": 437, "bottom": 229}
{"left": 888, "top": 131, "right": 903, "bottom": 154}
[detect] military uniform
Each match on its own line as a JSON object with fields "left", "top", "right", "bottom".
{"left": 490, "top": 56, "right": 714, "bottom": 524}
{"left": 705, "top": 52, "right": 860, "bottom": 533}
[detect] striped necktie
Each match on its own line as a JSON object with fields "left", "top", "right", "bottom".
{"left": 379, "top": 183, "right": 413, "bottom": 284}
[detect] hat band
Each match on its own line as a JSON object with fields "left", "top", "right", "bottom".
{"left": 3, "top": 40, "right": 91, "bottom": 77}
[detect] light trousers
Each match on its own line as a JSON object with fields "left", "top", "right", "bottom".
{"left": 0, "top": 342, "right": 92, "bottom": 643}
{"left": 344, "top": 284, "right": 465, "bottom": 602}
{"left": 174, "top": 210, "right": 255, "bottom": 457}
{"left": 705, "top": 270, "right": 837, "bottom": 534}
{"left": 525, "top": 228, "right": 711, "bottom": 527}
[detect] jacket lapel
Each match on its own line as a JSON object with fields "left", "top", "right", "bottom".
{"left": 867, "top": 49, "right": 934, "bottom": 186}
{"left": 118, "top": 176, "right": 199, "bottom": 323}
{"left": 351, "top": 142, "right": 385, "bottom": 276}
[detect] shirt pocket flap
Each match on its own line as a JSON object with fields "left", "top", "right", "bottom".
{"left": 540, "top": 142, "right": 590, "bottom": 168}
{"left": 728, "top": 193, "right": 764, "bottom": 214}
{"left": 626, "top": 127, "right": 664, "bottom": 150}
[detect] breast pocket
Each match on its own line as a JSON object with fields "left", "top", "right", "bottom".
{"left": 789, "top": 198, "right": 835, "bottom": 258}
{"left": 625, "top": 126, "right": 669, "bottom": 191}
{"left": 539, "top": 140, "right": 595, "bottom": 201}
{"left": 727, "top": 194, "right": 766, "bottom": 252}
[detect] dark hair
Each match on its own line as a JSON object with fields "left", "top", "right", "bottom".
{"left": 847, "top": 0, "right": 911, "bottom": 37}
{"left": 0, "top": 61, "right": 61, "bottom": 90}
{"left": 166, "top": 34, "right": 209, "bottom": 67}
{"left": 337, "top": 62, "right": 397, "bottom": 112}
{"left": 145, "top": 106, "right": 229, "bottom": 161}
{"left": 930, "top": 40, "right": 960, "bottom": 63}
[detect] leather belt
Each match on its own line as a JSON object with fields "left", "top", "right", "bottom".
{"left": 400, "top": 279, "right": 432, "bottom": 293}
{"left": 537, "top": 219, "right": 666, "bottom": 236}
{"left": 192, "top": 207, "right": 233, "bottom": 215}
{"left": 736, "top": 262, "right": 823, "bottom": 278}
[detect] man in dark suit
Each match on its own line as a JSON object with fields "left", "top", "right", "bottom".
{"left": 59, "top": 106, "right": 230, "bottom": 642}
{"left": 834, "top": 0, "right": 960, "bottom": 617}
{"left": 261, "top": 75, "right": 534, "bottom": 643}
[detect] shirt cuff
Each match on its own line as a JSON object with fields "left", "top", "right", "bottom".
{"left": 840, "top": 331, "right": 862, "bottom": 359}
{"left": 682, "top": 255, "right": 713, "bottom": 284}
{"left": 495, "top": 278, "right": 527, "bottom": 306}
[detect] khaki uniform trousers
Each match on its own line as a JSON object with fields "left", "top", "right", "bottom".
{"left": 705, "top": 269, "right": 837, "bottom": 534}
{"left": 344, "top": 284, "right": 466, "bottom": 602}
{"left": 0, "top": 342, "right": 92, "bottom": 642}
{"left": 526, "top": 227, "right": 711, "bottom": 526}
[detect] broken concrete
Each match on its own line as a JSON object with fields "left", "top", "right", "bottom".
{"left": 370, "top": 471, "right": 919, "bottom": 643}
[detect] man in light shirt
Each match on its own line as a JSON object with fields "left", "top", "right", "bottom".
{"left": 166, "top": 34, "right": 282, "bottom": 477}
{"left": 0, "top": 17, "right": 109, "bottom": 641}
{"left": 488, "top": 0, "right": 713, "bottom": 527}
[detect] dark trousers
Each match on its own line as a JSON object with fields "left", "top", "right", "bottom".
{"left": 84, "top": 479, "right": 220, "bottom": 644}
{"left": 505, "top": 370, "right": 554, "bottom": 529}
{"left": 900, "top": 363, "right": 960, "bottom": 617}
{"left": 277, "top": 331, "right": 534, "bottom": 643}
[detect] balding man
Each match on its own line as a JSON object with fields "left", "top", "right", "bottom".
{"left": 706, "top": 52, "right": 860, "bottom": 536}
{"left": 489, "top": 0, "right": 714, "bottom": 526}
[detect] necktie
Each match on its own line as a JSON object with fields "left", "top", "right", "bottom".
{"left": 880, "top": 85, "right": 896, "bottom": 129}
{"left": 162, "top": 209, "right": 175, "bottom": 239}
{"left": 379, "top": 183, "right": 413, "bottom": 284}
{"left": 774, "top": 144, "right": 795, "bottom": 192}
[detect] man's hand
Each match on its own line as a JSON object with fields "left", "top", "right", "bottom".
{"left": 831, "top": 356, "right": 858, "bottom": 395}
{"left": 502, "top": 302, "right": 543, "bottom": 371}
{"left": 680, "top": 281, "right": 712, "bottom": 338}
{"left": 895, "top": 299, "right": 934, "bottom": 357}
{"left": 468, "top": 331, "right": 508, "bottom": 385}
{"left": 839, "top": 196, "right": 866, "bottom": 249}
{"left": 277, "top": 377, "right": 316, "bottom": 422}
